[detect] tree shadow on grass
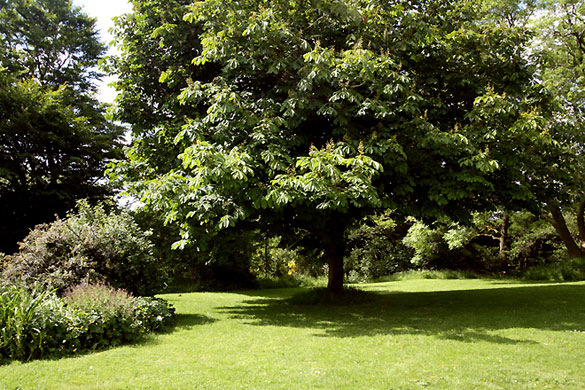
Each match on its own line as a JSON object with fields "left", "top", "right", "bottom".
{"left": 172, "top": 313, "right": 217, "bottom": 331}
{"left": 219, "top": 284, "right": 585, "bottom": 344}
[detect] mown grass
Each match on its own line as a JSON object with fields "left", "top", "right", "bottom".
{"left": 2, "top": 278, "right": 585, "bottom": 389}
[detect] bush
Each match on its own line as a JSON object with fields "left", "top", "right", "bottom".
{"left": 345, "top": 214, "right": 414, "bottom": 283}
{"left": 64, "top": 283, "right": 174, "bottom": 349}
{"left": 64, "top": 283, "right": 137, "bottom": 349}
{"left": 133, "top": 208, "right": 258, "bottom": 291}
{"left": 507, "top": 211, "right": 564, "bottom": 270}
{"left": 0, "top": 283, "right": 175, "bottom": 362}
{"left": 133, "top": 296, "right": 176, "bottom": 332}
{"left": 250, "top": 236, "right": 306, "bottom": 279}
{"left": 1, "top": 201, "right": 166, "bottom": 295}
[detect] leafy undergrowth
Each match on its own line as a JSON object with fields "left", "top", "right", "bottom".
{"left": 2, "top": 278, "right": 585, "bottom": 389}
{"left": 375, "top": 269, "right": 486, "bottom": 282}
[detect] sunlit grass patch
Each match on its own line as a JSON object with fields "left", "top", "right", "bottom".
{"left": 2, "top": 278, "right": 585, "bottom": 389}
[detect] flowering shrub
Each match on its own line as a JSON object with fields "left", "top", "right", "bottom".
{"left": 0, "top": 284, "right": 175, "bottom": 362}
{"left": 1, "top": 201, "right": 166, "bottom": 296}
{"left": 64, "top": 283, "right": 139, "bottom": 349}
{"left": 64, "top": 283, "right": 136, "bottom": 319}
{"left": 133, "top": 296, "right": 176, "bottom": 332}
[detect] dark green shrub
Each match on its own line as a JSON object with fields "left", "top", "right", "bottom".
{"left": 399, "top": 212, "right": 564, "bottom": 274}
{"left": 32, "top": 294, "right": 77, "bottom": 356}
{"left": 1, "top": 201, "right": 166, "bottom": 295}
{"left": 345, "top": 214, "right": 414, "bottom": 283}
{"left": 507, "top": 211, "right": 564, "bottom": 270}
{"left": 250, "top": 235, "right": 310, "bottom": 279}
{"left": 132, "top": 208, "right": 257, "bottom": 291}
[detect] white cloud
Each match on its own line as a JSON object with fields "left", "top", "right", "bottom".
{"left": 72, "top": 0, "right": 133, "bottom": 103}
{"left": 73, "top": 0, "right": 132, "bottom": 44}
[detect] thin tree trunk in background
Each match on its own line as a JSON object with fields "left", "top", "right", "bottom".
{"left": 549, "top": 204, "right": 583, "bottom": 258}
{"left": 577, "top": 201, "right": 585, "bottom": 246}
{"left": 264, "top": 239, "right": 270, "bottom": 274}
{"left": 499, "top": 213, "right": 510, "bottom": 262}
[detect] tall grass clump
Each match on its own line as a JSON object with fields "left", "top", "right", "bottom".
{"left": 523, "top": 257, "right": 585, "bottom": 282}
{"left": 64, "top": 283, "right": 175, "bottom": 350}
{"left": 64, "top": 283, "right": 135, "bottom": 317}
{"left": 0, "top": 286, "right": 64, "bottom": 361}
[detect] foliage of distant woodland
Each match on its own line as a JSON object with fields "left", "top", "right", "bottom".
{"left": 1, "top": 0, "right": 585, "bottom": 299}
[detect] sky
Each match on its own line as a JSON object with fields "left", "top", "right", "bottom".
{"left": 72, "top": 0, "right": 133, "bottom": 103}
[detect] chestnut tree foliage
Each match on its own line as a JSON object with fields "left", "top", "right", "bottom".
{"left": 110, "top": 0, "right": 568, "bottom": 292}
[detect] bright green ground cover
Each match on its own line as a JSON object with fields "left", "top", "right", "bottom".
{"left": 2, "top": 278, "right": 585, "bottom": 389}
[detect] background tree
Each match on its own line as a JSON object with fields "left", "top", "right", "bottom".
{"left": 532, "top": 0, "right": 585, "bottom": 256}
{"left": 110, "top": 0, "right": 555, "bottom": 293}
{"left": 0, "top": 0, "right": 122, "bottom": 253}
{"left": 0, "top": 0, "right": 104, "bottom": 92}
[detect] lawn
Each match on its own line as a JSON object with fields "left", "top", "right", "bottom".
{"left": 1, "top": 278, "right": 585, "bottom": 389}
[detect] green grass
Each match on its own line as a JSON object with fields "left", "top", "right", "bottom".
{"left": 2, "top": 278, "right": 585, "bottom": 389}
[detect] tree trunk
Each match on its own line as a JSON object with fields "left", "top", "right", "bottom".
{"left": 499, "top": 213, "right": 510, "bottom": 262}
{"left": 324, "top": 218, "right": 347, "bottom": 294}
{"left": 549, "top": 204, "right": 583, "bottom": 258}
{"left": 577, "top": 201, "right": 585, "bottom": 245}
{"left": 327, "top": 250, "right": 344, "bottom": 294}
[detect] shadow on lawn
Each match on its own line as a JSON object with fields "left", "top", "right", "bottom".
{"left": 172, "top": 313, "right": 217, "bottom": 330}
{"left": 219, "top": 283, "right": 585, "bottom": 344}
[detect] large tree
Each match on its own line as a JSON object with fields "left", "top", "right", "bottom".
{"left": 0, "top": 0, "right": 122, "bottom": 253}
{"left": 110, "top": 0, "right": 554, "bottom": 292}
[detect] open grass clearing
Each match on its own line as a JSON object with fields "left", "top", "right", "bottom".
{"left": 1, "top": 278, "right": 585, "bottom": 389}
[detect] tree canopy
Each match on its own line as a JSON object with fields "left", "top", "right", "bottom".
{"left": 109, "top": 0, "right": 578, "bottom": 292}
